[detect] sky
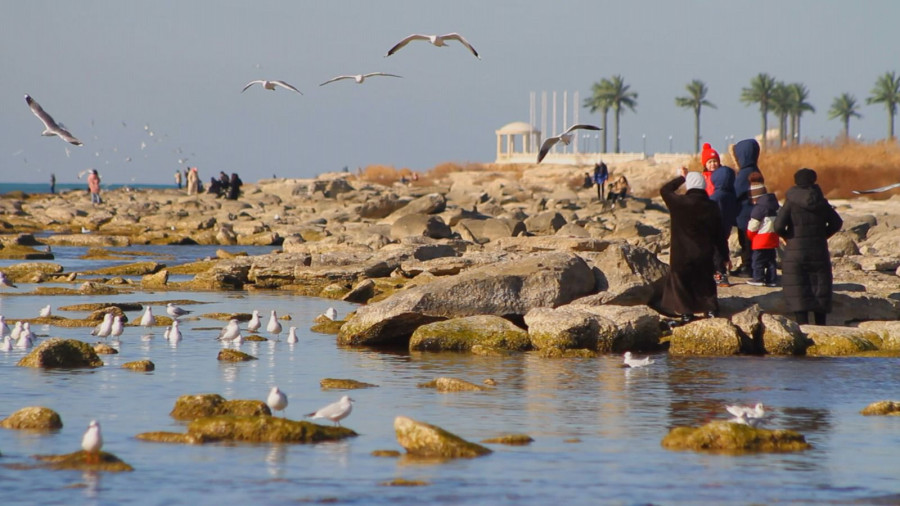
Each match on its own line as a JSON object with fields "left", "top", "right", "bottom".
{"left": 2, "top": 0, "right": 898, "bottom": 185}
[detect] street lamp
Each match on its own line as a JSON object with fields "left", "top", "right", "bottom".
{"left": 642, "top": 134, "right": 646, "bottom": 157}
{"left": 583, "top": 134, "right": 590, "bottom": 154}
{"left": 668, "top": 135, "right": 673, "bottom": 153}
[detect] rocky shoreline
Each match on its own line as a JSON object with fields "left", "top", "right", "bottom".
{"left": 2, "top": 161, "right": 899, "bottom": 357}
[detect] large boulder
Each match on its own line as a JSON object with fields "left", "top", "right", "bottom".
{"left": 576, "top": 241, "right": 668, "bottom": 306}
{"left": 393, "top": 416, "right": 492, "bottom": 459}
{"left": 0, "top": 406, "right": 63, "bottom": 430}
{"left": 759, "top": 313, "right": 808, "bottom": 355}
{"left": 17, "top": 338, "right": 104, "bottom": 368}
{"left": 524, "top": 306, "right": 613, "bottom": 352}
{"left": 804, "top": 326, "right": 879, "bottom": 356}
{"left": 170, "top": 394, "right": 271, "bottom": 420}
{"left": 338, "top": 251, "right": 595, "bottom": 347}
{"left": 186, "top": 416, "right": 356, "bottom": 443}
{"left": 669, "top": 318, "right": 747, "bottom": 356}
{"left": 523, "top": 211, "right": 566, "bottom": 235}
{"left": 568, "top": 304, "right": 662, "bottom": 352}
{"left": 856, "top": 321, "right": 900, "bottom": 350}
{"left": 409, "top": 315, "right": 530, "bottom": 352}
{"left": 389, "top": 214, "right": 452, "bottom": 240}
{"left": 661, "top": 421, "right": 810, "bottom": 453}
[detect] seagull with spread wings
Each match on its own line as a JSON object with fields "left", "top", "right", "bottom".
{"left": 25, "top": 94, "right": 83, "bottom": 146}
{"left": 852, "top": 182, "right": 900, "bottom": 195}
{"left": 320, "top": 72, "right": 402, "bottom": 86}
{"left": 537, "top": 124, "right": 602, "bottom": 163}
{"left": 386, "top": 33, "right": 480, "bottom": 59}
{"left": 241, "top": 80, "right": 303, "bottom": 95}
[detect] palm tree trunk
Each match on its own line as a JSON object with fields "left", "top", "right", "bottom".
{"left": 790, "top": 114, "right": 797, "bottom": 145}
{"left": 843, "top": 117, "right": 850, "bottom": 139}
{"left": 760, "top": 109, "right": 768, "bottom": 150}
{"left": 796, "top": 116, "right": 802, "bottom": 145}
{"left": 614, "top": 107, "right": 621, "bottom": 153}
{"left": 601, "top": 111, "right": 608, "bottom": 153}
{"left": 890, "top": 111, "right": 895, "bottom": 139}
{"left": 694, "top": 108, "right": 701, "bottom": 153}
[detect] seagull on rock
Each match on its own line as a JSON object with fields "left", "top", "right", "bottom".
{"left": 139, "top": 306, "right": 155, "bottom": 327}
{"left": 81, "top": 420, "right": 103, "bottom": 463}
{"left": 39, "top": 305, "right": 52, "bottom": 317}
{"left": 25, "top": 94, "right": 83, "bottom": 146}
{"left": 319, "top": 72, "right": 402, "bottom": 86}
{"left": 267, "top": 386, "right": 288, "bottom": 417}
{"left": 323, "top": 307, "right": 338, "bottom": 321}
{"left": 306, "top": 395, "right": 354, "bottom": 426}
{"left": 167, "top": 303, "right": 191, "bottom": 319}
{"left": 386, "top": 33, "right": 480, "bottom": 59}
{"left": 537, "top": 124, "right": 602, "bottom": 163}
{"left": 241, "top": 80, "right": 303, "bottom": 95}
{"left": 0, "top": 271, "right": 17, "bottom": 288}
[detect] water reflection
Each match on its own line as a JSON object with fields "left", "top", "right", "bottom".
{"left": 264, "top": 444, "right": 287, "bottom": 478}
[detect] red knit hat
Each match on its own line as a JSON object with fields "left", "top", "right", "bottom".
{"left": 701, "top": 143, "right": 720, "bottom": 167}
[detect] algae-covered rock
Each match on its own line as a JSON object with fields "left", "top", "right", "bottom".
{"left": 661, "top": 420, "right": 810, "bottom": 453}
{"left": 380, "top": 478, "right": 429, "bottom": 487}
{"left": 371, "top": 449, "right": 402, "bottom": 457}
{"left": 221, "top": 400, "right": 271, "bottom": 417}
{"left": 32, "top": 451, "right": 133, "bottom": 472}
{"left": 480, "top": 434, "right": 534, "bottom": 445}
{"left": 122, "top": 360, "right": 155, "bottom": 372}
{"left": 217, "top": 349, "right": 258, "bottom": 362}
{"left": 668, "top": 318, "right": 745, "bottom": 356}
{"left": 393, "top": 415, "right": 492, "bottom": 459}
{"left": 860, "top": 400, "right": 900, "bottom": 416}
{"left": 170, "top": 394, "right": 271, "bottom": 420}
{"left": 141, "top": 269, "right": 169, "bottom": 288}
{"left": 320, "top": 378, "right": 379, "bottom": 390}
{"left": 86, "top": 261, "right": 163, "bottom": 276}
{"left": 409, "top": 315, "right": 530, "bottom": 352}
{"left": 93, "top": 343, "right": 118, "bottom": 355}
{"left": 187, "top": 415, "right": 357, "bottom": 443}
{"left": 805, "top": 326, "right": 879, "bottom": 356}
{"left": 310, "top": 319, "right": 344, "bottom": 335}
{"left": 135, "top": 431, "right": 209, "bottom": 444}
{"left": 17, "top": 338, "right": 104, "bottom": 368}
{"left": 417, "top": 377, "right": 490, "bottom": 392}
{"left": 0, "top": 406, "right": 63, "bottom": 430}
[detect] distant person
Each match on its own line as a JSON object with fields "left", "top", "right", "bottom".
{"left": 774, "top": 168, "right": 843, "bottom": 325}
{"left": 606, "top": 173, "right": 630, "bottom": 205}
{"left": 174, "top": 170, "right": 182, "bottom": 189}
{"left": 746, "top": 178, "right": 781, "bottom": 287}
{"left": 227, "top": 173, "right": 243, "bottom": 200}
{"left": 186, "top": 167, "right": 199, "bottom": 195}
{"left": 657, "top": 167, "right": 730, "bottom": 322}
{"left": 207, "top": 177, "right": 222, "bottom": 196}
{"left": 87, "top": 169, "right": 102, "bottom": 205}
{"left": 582, "top": 172, "right": 593, "bottom": 189}
{"left": 593, "top": 162, "right": 609, "bottom": 200}
{"left": 50, "top": 173, "right": 56, "bottom": 194}
{"left": 708, "top": 155, "right": 738, "bottom": 287}
{"left": 732, "top": 139, "right": 763, "bottom": 277}
{"left": 218, "top": 171, "right": 230, "bottom": 191}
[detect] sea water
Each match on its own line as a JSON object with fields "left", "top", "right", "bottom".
{"left": 1, "top": 245, "right": 900, "bottom": 505}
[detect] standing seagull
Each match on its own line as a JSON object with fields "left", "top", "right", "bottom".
{"left": 0, "top": 271, "right": 16, "bottom": 288}
{"left": 286, "top": 326, "right": 298, "bottom": 344}
{"left": 81, "top": 420, "right": 103, "bottom": 464}
{"left": 537, "top": 124, "right": 602, "bottom": 163}
{"left": 386, "top": 33, "right": 480, "bottom": 59}
{"left": 266, "top": 386, "right": 288, "bottom": 418}
{"left": 25, "top": 95, "right": 83, "bottom": 146}
{"left": 39, "top": 305, "right": 52, "bottom": 317}
{"left": 110, "top": 316, "right": 124, "bottom": 340}
{"left": 266, "top": 310, "right": 282, "bottom": 340}
{"left": 323, "top": 307, "right": 338, "bottom": 321}
{"left": 0, "top": 315, "right": 9, "bottom": 334}
{"left": 139, "top": 306, "right": 156, "bottom": 327}
{"left": 241, "top": 80, "right": 303, "bottom": 95}
{"left": 246, "top": 310, "right": 261, "bottom": 333}
{"left": 319, "top": 72, "right": 402, "bottom": 86}
{"left": 91, "top": 313, "right": 114, "bottom": 338}
{"left": 166, "top": 303, "right": 191, "bottom": 319}
{"left": 306, "top": 396, "right": 354, "bottom": 426}
{"left": 167, "top": 320, "right": 182, "bottom": 342}
{"left": 217, "top": 319, "right": 242, "bottom": 343}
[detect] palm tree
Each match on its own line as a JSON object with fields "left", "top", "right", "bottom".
{"left": 604, "top": 75, "right": 638, "bottom": 153}
{"left": 787, "top": 82, "right": 815, "bottom": 144}
{"left": 740, "top": 73, "right": 777, "bottom": 149}
{"left": 769, "top": 81, "right": 791, "bottom": 147}
{"left": 828, "top": 93, "right": 862, "bottom": 139}
{"left": 583, "top": 80, "right": 613, "bottom": 152}
{"left": 866, "top": 71, "right": 900, "bottom": 139}
{"left": 675, "top": 79, "right": 716, "bottom": 153}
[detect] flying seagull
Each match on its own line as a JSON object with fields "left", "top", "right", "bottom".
{"left": 852, "top": 182, "right": 900, "bottom": 195}
{"left": 25, "top": 95, "right": 83, "bottom": 146}
{"left": 537, "top": 124, "right": 602, "bottom": 163}
{"left": 319, "top": 72, "right": 403, "bottom": 86}
{"left": 386, "top": 33, "right": 480, "bottom": 59}
{"left": 241, "top": 80, "right": 303, "bottom": 95}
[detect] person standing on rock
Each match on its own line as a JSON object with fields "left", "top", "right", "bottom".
{"left": 732, "top": 139, "right": 763, "bottom": 277}
{"left": 708, "top": 152, "right": 738, "bottom": 287}
{"left": 50, "top": 173, "right": 56, "bottom": 194}
{"left": 658, "top": 167, "right": 730, "bottom": 322}
{"left": 87, "top": 169, "right": 102, "bottom": 205}
{"left": 227, "top": 173, "right": 243, "bottom": 200}
{"left": 773, "top": 168, "right": 843, "bottom": 325}
{"left": 174, "top": 170, "right": 182, "bottom": 189}
{"left": 186, "top": 166, "right": 199, "bottom": 195}
{"left": 593, "top": 162, "right": 609, "bottom": 200}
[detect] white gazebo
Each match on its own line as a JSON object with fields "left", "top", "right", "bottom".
{"left": 495, "top": 121, "right": 541, "bottom": 163}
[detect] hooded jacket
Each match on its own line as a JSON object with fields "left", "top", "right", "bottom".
{"left": 709, "top": 165, "right": 738, "bottom": 232}
{"left": 773, "top": 184, "right": 842, "bottom": 313}
{"left": 733, "top": 139, "right": 762, "bottom": 230}
{"left": 746, "top": 193, "right": 780, "bottom": 250}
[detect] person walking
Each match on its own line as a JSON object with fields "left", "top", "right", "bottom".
{"left": 87, "top": 169, "right": 102, "bottom": 204}
{"left": 745, "top": 179, "right": 780, "bottom": 287}
{"left": 732, "top": 139, "right": 763, "bottom": 277}
{"left": 657, "top": 167, "right": 731, "bottom": 322}
{"left": 773, "top": 168, "right": 842, "bottom": 325}
{"left": 174, "top": 170, "right": 182, "bottom": 189}
{"left": 593, "top": 162, "right": 608, "bottom": 201}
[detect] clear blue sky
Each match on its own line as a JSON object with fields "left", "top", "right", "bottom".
{"left": 2, "top": 0, "right": 897, "bottom": 185}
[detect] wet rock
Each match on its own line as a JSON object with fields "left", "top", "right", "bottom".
{"left": 661, "top": 420, "right": 811, "bottom": 453}
{"left": 409, "top": 315, "right": 530, "bottom": 352}
{"left": 141, "top": 269, "right": 169, "bottom": 288}
{"left": 371, "top": 449, "right": 402, "bottom": 457}
{"left": 1, "top": 261, "right": 64, "bottom": 282}
{"left": 480, "top": 434, "right": 534, "bottom": 445}
{"left": 86, "top": 261, "right": 163, "bottom": 276}
{"left": 668, "top": 318, "right": 746, "bottom": 356}
{"left": 857, "top": 321, "right": 900, "bottom": 350}
{"left": 760, "top": 313, "right": 808, "bottom": 355}
{"left": 170, "top": 394, "right": 272, "bottom": 420}
{"left": 525, "top": 306, "right": 612, "bottom": 352}
{"left": 860, "top": 401, "right": 900, "bottom": 415}
{"left": 393, "top": 415, "right": 492, "bottom": 459}
{"left": 17, "top": 338, "right": 104, "bottom": 368}
{"left": 417, "top": 377, "right": 490, "bottom": 392}
{"left": 122, "top": 360, "right": 155, "bottom": 371}
{"left": 380, "top": 479, "right": 429, "bottom": 487}
{"left": 0, "top": 406, "right": 63, "bottom": 430}
{"left": 342, "top": 278, "right": 376, "bottom": 303}
{"left": 93, "top": 343, "right": 118, "bottom": 355}
{"left": 567, "top": 304, "right": 662, "bottom": 352}
{"left": 805, "top": 326, "right": 879, "bottom": 356}
{"left": 27, "top": 451, "right": 133, "bottom": 472}
{"left": 217, "top": 349, "right": 258, "bottom": 362}
{"left": 187, "top": 415, "right": 357, "bottom": 443}
{"left": 135, "top": 431, "right": 209, "bottom": 444}
{"left": 320, "top": 378, "right": 379, "bottom": 390}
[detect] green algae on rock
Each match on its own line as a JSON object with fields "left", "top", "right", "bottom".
{"left": 83, "top": 261, "right": 164, "bottom": 276}
{"left": 217, "top": 349, "right": 258, "bottom": 362}
{"left": 135, "top": 431, "right": 209, "bottom": 444}
{"left": 122, "top": 360, "right": 155, "bottom": 372}
{"left": 170, "top": 394, "right": 272, "bottom": 420}
{"left": 31, "top": 450, "right": 134, "bottom": 472}
{"left": 661, "top": 420, "right": 811, "bottom": 454}
{"left": 409, "top": 315, "right": 531, "bottom": 352}
{"left": 860, "top": 400, "right": 900, "bottom": 415}
{"left": 17, "top": 338, "right": 104, "bottom": 368}
{"left": 393, "top": 415, "right": 492, "bottom": 459}
{"left": 371, "top": 449, "right": 402, "bottom": 457}
{"left": 417, "top": 377, "right": 491, "bottom": 392}
{"left": 187, "top": 415, "right": 357, "bottom": 443}
{"left": 310, "top": 319, "right": 344, "bottom": 335}
{"left": 93, "top": 343, "right": 118, "bottom": 355}
{"left": 320, "top": 378, "right": 379, "bottom": 390}
{"left": 480, "top": 434, "right": 534, "bottom": 445}
{"left": 379, "top": 478, "right": 429, "bottom": 487}
{"left": 0, "top": 406, "right": 63, "bottom": 431}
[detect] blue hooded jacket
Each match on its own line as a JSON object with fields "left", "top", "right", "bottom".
{"left": 710, "top": 165, "right": 738, "bottom": 234}
{"left": 733, "top": 139, "right": 762, "bottom": 229}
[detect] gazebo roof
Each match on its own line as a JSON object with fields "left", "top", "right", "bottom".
{"left": 495, "top": 121, "right": 539, "bottom": 135}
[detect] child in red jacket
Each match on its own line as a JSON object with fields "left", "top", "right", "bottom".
{"left": 745, "top": 178, "right": 780, "bottom": 286}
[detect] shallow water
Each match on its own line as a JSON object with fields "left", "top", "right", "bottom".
{"left": 2, "top": 246, "right": 900, "bottom": 505}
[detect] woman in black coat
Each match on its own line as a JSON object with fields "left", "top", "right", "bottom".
{"left": 773, "top": 168, "right": 842, "bottom": 325}
{"left": 658, "top": 168, "right": 731, "bottom": 320}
